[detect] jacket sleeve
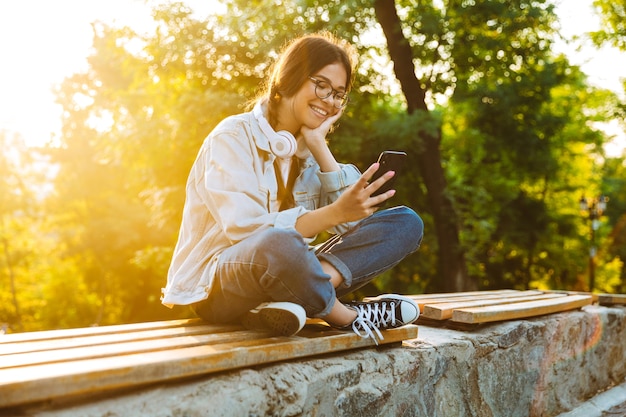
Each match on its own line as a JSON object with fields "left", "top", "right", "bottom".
{"left": 316, "top": 162, "right": 361, "bottom": 235}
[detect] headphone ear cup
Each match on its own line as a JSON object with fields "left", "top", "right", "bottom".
{"left": 270, "top": 131, "right": 297, "bottom": 159}
{"left": 253, "top": 101, "right": 297, "bottom": 159}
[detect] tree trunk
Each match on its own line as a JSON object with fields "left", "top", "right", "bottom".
{"left": 373, "top": 0, "right": 476, "bottom": 292}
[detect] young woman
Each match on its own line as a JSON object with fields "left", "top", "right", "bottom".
{"left": 162, "top": 32, "right": 424, "bottom": 343}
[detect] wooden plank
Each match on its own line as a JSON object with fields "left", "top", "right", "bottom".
{"left": 0, "top": 329, "right": 262, "bottom": 369}
{"left": 542, "top": 290, "right": 600, "bottom": 303}
{"left": 0, "top": 323, "right": 241, "bottom": 356}
{"left": 416, "top": 317, "right": 481, "bottom": 331}
{"left": 0, "top": 318, "right": 204, "bottom": 344}
{"left": 405, "top": 289, "right": 521, "bottom": 300}
{"left": 365, "top": 290, "right": 536, "bottom": 313}
{"left": 364, "top": 289, "right": 519, "bottom": 303}
{"left": 422, "top": 292, "right": 568, "bottom": 320}
{"left": 410, "top": 290, "right": 543, "bottom": 311}
{"left": 597, "top": 293, "right": 626, "bottom": 305}
{"left": 451, "top": 295, "right": 592, "bottom": 324}
{"left": 0, "top": 324, "right": 417, "bottom": 408}
{"left": 0, "top": 321, "right": 341, "bottom": 369}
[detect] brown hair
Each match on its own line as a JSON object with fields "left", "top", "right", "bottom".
{"left": 263, "top": 32, "right": 357, "bottom": 126}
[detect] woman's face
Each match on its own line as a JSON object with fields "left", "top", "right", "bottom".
{"left": 277, "top": 62, "right": 348, "bottom": 134}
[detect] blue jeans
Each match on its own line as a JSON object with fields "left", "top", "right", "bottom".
{"left": 192, "top": 206, "right": 423, "bottom": 323}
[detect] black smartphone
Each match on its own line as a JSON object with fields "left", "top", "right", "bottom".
{"left": 370, "top": 150, "right": 407, "bottom": 197}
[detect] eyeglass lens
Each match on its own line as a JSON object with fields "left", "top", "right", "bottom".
{"left": 310, "top": 78, "right": 349, "bottom": 108}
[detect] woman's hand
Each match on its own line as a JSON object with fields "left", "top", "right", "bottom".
{"left": 300, "top": 108, "right": 343, "bottom": 149}
{"left": 294, "top": 162, "right": 394, "bottom": 238}
{"left": 330, "top": 162, "right": 396, "bottom": 223}
{"left": 300, "top": 108, "right": 344, "bottom": 173}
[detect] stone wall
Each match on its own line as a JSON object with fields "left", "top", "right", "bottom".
{"left": 21, "top": 305, "right": 626, "bottom": 417}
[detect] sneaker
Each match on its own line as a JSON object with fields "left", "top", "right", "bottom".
{"left": 338, "top": 294, "right": 419, "bottom": 344}
{"left": 241, "top": 302, "right": 306, "bottom": 336}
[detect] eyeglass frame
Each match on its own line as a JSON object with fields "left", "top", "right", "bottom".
{"left": 308, "top": 76, "right": 350, "bottom": 108}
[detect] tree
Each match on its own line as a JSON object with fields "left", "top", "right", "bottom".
{"left": 0, "top": 133, "right": 66, "bottom": 332}
{"left": 369, "top": 0, "right": 582, "bottom": 292}
{"left": 372, "top": 0, "right": 471, "bottom": 291}
{"left": 591, "top": 0, "right": 626, "bottom": 50}
{"left": 0, "top": 132, "right": 32, "bottom": 331}
{"left": 589, "top": 0, "right": 626, "bottom": 290}
{"left": 602, "top": 157, "right": 626, "bottom": 293}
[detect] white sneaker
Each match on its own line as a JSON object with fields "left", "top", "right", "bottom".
{"left": 241, "top": 302, "right": 306, "bottom": 336}
{"left": 338, "top": 294, "right": 419, "bottom": 344}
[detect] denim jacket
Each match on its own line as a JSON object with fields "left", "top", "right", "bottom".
{"left": 161, "top": 110, "right": 361, "bottom": 307}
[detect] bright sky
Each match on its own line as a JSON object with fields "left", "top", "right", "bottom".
{"left": 0, "top": 0, "right": 624, "bottom": 154}
{"left": 553, "top": 0, "right": 626, "bottom": 157}
{"left": 0, "top": 1, "right": 143, "bottom": 147}
{"left": 0, "top": 0, "right": 217, "bottom": 147}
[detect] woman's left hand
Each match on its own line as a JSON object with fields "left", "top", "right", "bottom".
{"left": 300, "top": 108, "right": 343, "bottom": 148}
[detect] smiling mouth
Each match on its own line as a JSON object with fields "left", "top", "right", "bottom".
{"left": 310, "top": 105, "right": 328, "bottom": 117}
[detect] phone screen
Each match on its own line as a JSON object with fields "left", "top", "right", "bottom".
{"left": 370, "top": 151, "right": 407, "bottom": 197}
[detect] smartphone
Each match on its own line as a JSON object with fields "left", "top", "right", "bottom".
{"left": 370, "top": 150, "right": 407, "bottom": 197}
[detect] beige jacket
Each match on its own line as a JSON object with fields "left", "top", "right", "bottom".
{"left": 161, "top": 110, "right": 360, "bottom": 307}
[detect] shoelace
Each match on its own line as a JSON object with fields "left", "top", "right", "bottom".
{"left": 349, "top": 300, "right": 398, "bottom": 345}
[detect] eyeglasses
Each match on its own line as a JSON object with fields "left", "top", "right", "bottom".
{"left": 308, "top": 76, "right": 350, "bottom": 108}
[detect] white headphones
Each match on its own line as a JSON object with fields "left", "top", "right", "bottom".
{"left": 253, "top": 100, "right": 297, "bottom": 159}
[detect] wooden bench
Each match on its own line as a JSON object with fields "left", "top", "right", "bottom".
{"left": 0, "top": 317, "right": 417, "bottom": 408}
{"left": 367, "top": 290, "right": 625, "bottom": 329}
{"left": 2, "top": 289, "right": 625, "bottom": 409}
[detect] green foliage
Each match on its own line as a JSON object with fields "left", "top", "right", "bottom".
{"left": 0, "top": 133, "right": 91, "bottom": 332}
{"left": 444, "top": 49, "right": 618, "bottom": 290}
{"left": 602, "top": 157, "right": 626, "bottom": 293}
{"left": 591, "top": 0, "right": 626, "bottom": 50}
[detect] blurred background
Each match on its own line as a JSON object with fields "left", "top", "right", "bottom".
{"left": 0, "top": 0, "right": 624, "bottom": 333}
